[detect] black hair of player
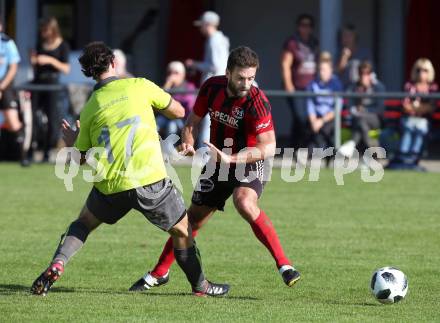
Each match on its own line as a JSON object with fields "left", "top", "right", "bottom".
{"left": 79, "top": 41, "right": 115, "bottom": 80}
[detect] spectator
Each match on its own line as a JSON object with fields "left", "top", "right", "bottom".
{"left": 31, "top": 17, "right": 70, "bottom": 162}
{"left": 0, "top": 18, "right": 21, "bottom": 158}
{"left": 336, "top": 24, "right": 373, "bottom": 88}
{"left": 186, "top": 11, "right": 229, "bottom": 82}
{"left": 157, "top": 61, "right": 196, "bottom": 138}
{"left": 113, "top": 49, "right": 133, "bottom": 78}
{"left": 186, "top": 11, "right": 229, "bottom": 148}
{"left": 340, "top": 61, "right": 385, "bottom": 157}
{"left": 281, "top": 13, "right": 319, "bottom": 150}
{"left": 389, "top": 58, "right": 438, "bottom": 170}
{"left": 307, "top": 52, "right": 343, "bottom": 152}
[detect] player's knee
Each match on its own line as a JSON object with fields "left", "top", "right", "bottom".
{"left": 234, "top": 197, "right": 259, "bottom": 222}
{"left": 77, "top": 206, "right": 101, "bottom": 231}
{"left": 169, "top": 215, "right": 191, "bottom": 239}
{"left": 169, "top": 225, "right": 190, "bottom": 239}
{"left": 66, "top": 219, "right": 90, "bottom": 243}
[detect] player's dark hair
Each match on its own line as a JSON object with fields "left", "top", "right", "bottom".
{"left": 79, "top": 41, "right": 115, "bottom": 79}
{"left": 296, "top": 14, "right": 314, "bottom": 27}
{"left": 226, "top": 46, "right": 259, "bottom": 72}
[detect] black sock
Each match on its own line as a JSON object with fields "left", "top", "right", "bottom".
{"left": 174, "top": 245, "right": 206, "bottom": 291}
{"left": 52, "top": 220, "right": 90, "bottom": 265}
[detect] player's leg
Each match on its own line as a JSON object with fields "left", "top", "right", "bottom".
{"left": 31, "top": 187, "right": 131, "bottom": 295}
{"left": 233, "top": 185, "right": 301, "bottom": 287}
{"left": 129, "top": 203, "right": 216, "bottom": 291}
{"left": 152, "top": 203, "right": 216, "bottom": 276}
{"left": 130, "top": 179, "right": 228, "bottom": 296}
{"left": 129, "top": 172, "right": 232, "bottom": 292}
{"left": 167, "top": 212, "right": 228, "bottom": 296}
{"left": 31, "top": 205, "right": 102, "bottom": 295}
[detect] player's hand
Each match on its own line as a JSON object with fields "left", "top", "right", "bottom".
{"left": 205, "top": 142, "right": 233, "bottom": 164}
{"left": 61, "top": 119, "right": 80, "bottom": 147}
{"left": 179, "top": 143, "right": 196, "bottom": 156}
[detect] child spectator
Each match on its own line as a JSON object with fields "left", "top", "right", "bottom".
{"left": 307, "top": 52, "right": 343, "bottom": 151}
{"left": 340, "top": 61, "right": 385, "bottom": 157}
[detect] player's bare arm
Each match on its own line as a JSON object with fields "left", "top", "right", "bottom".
{"left": 179, "top": 112, "right": 202, "bottom": 155}
{"left": 205, "top": 129, "right": 276, "bottom": 164}
{"left": 61, "top": 119, "right": 86, "bottom": 164}
{"left": 157, "top": 98, "right": 185, "bottom": 119}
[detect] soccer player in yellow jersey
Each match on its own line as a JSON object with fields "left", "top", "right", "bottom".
{"left": 31, "top": 42, "right": 229, "bottom": 297}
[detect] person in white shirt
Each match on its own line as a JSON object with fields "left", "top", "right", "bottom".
{"left": 186, "top": 11, "right": 230, "bottom": 148}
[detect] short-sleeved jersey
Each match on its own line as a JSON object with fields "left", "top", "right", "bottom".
{"left": 0, "top": 33, "right": 21, "bottom": 80}
{"left": 75, "top": 77, "right": 172, "bottom": 195}
{"left": 35, "top": 40, "right": 70, "bottom": 82}
{"left": 193, "top": 76, "right": 274, "bottom": 154}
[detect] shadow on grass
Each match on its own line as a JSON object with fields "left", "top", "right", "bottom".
{"left": 326, "top": 300, "right": 380, "bottom": 307}
{"left": 0, "top": 284, "right": 259, "bottom": 301}
{"left": 0, "top": 283, "right": 75, "bottom": 295}
{"left": 77, "top": 288, "right": 261, "bottom": 301}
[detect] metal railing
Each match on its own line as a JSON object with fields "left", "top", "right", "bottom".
{"left": 15, "top": 83, "right": 68, "bottom": 92}
{"left": 167, "top": 88, "right": 440, "bottom": 149}
{"left": 14, "top": 82, "right": 440, "bottom": 150}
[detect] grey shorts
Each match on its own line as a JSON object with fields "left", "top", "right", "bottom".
{"left": 86, "top": 178, "right": 186, "bottom": 231}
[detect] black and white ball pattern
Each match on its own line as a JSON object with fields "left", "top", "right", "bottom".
{"left": 370, "top": 267, "right": 408, "bottom": 304}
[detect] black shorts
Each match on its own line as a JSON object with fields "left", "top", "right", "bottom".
{"left": 0, "top": 86, "right": 18, "bottom": 111}
{"left": 191, "top": 160, "right": 268, "bottom": 211}
{"left": 86, "top": 178, "right": 186, "bottom": 231}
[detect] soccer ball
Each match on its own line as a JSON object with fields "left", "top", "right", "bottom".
{"left": 370, "top": 267, "right": 408, "bottom": 304}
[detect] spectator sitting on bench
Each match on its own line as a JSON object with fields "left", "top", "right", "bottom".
{"left": 156, "top": 61, "right": 196, "bottom": 138}
{"left": 339, "top": 61, "right": 385, "bottom": 157}
{"left": 388, "top": 58, "right": 438, "bottom": 170}
{"left": 306, "top": 52, "right": 343, "bottom": 156}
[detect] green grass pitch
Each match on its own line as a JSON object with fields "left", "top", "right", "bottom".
{"left": 0, "top": 163, "right": 439, "bottom": 322}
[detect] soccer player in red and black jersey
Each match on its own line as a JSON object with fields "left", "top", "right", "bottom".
{"left": 130, "top": 46, "right": 300, "bottom": 291}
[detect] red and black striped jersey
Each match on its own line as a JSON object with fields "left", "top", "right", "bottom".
{"left": 193, "top": 76, "right": 274, "bottom": 153}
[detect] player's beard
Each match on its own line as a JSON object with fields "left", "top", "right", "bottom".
{"left": 227, "top": 81, "right": 250, "bottom": 98}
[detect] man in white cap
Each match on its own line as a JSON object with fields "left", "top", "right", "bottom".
{"left": 186, "top": 11, "right": 230, "bottom": 147}
{"left": 186, "top": 11, "right": 230, "bottom": 82}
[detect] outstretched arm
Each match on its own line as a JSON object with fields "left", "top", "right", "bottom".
{"left": 179, "top": 112, "right": 203, "bottom": 155}
{"left": 206, "top": 130, "right": 276, "bottom": 164}
{"left": 157, "top": 98, "right": 185, "bottom": 119}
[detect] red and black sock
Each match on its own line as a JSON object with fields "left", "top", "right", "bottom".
{"left": 250, "top": 210, "right": 291, "bottom": 269}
